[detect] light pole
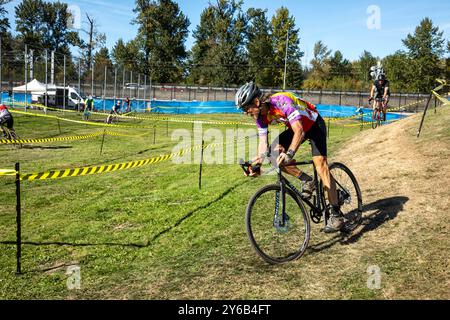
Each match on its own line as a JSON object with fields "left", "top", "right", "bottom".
{"left": 283, "top": 27, "right": 290, "bottom": 91}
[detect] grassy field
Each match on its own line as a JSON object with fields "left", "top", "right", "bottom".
{"left": 0, "top": 107, "right": 447, "bottom": 300}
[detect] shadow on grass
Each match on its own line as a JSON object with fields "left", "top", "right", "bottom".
{"left": 307, "top": 196, "right": 409, "bottom": 254}
{"left": 21, "top": 145, "right": 73, "bottom": 150}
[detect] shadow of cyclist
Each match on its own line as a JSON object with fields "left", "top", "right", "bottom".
{"left": 307, "top": 196, "right": 409, "bottom": 254}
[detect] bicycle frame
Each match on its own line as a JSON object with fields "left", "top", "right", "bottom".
{"left": 275, "top": 161, "right": 327, "bottom": 228}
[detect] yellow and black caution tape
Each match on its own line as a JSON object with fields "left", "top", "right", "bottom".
{"left": 0, "top": 169, "right": 17, "bottom": 176}
{"left": 18, "top": 133, "right": 254, "bottom": 182}
{"left": 0, "top": 131, "right": 134, "bottom": 145}
{"left": 431, "top": 80, "right": 450, "bottom": 106}
{"left": 9, "top": 109, "right": 156, "bottom": 130}
{"left": 20, "top": 154, "right": 180, "bottom": 182}
{"left": 343, "top": 118, "right": 399, "bottom": 127}
{"left": 8, "top": 102, "right": 255, "bottom": 127}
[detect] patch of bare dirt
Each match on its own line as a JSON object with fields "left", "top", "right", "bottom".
{"left": 332, "top": 110, "right": 450, "bottom": 298}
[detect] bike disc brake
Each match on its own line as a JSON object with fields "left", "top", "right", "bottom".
{"left": 274, "top": 214, "right": 291, "bottom": 234}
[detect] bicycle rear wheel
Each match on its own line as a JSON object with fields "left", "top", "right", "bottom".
{"left": 327, "top": 163, "right": 363, "bottom": 232}
{"left": 4, "top": 128, "right": 22, "bottom": 148}
{"left": 246, "top": 184, "right": 310, "bottom": 264}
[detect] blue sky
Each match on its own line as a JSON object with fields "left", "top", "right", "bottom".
{"left": 4, "top": 0, "right": 450, "bottom": 65}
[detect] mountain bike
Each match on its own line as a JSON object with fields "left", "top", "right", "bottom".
{"left": 241, "top": 159, "right": 363, "bottom": 264}
{"left": 1, "top": 123, "right": 22, "bottom": 148}
{"left": 106, "top": 111, "right": 120, "bottom": 125}
{"left": 371, "top": 98, "right": 386, "bottom": 129}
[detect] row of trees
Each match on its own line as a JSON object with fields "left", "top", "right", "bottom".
{"left": 304, "top": 18, "right": 449, "bottom": 93}
{"left": 1, "top": 0, "right": 449, "bottom": 93}
{"left": 111, "top": 0, "right": 304, "bottom": 88}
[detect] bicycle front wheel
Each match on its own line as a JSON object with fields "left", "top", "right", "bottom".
{"left": 372, "top": 111, "right": 379, "bottom": 129}
{"left": 246, "top": 184, "right": 310, "bottom": 264}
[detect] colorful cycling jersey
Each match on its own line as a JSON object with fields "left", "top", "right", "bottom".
{"left": 0, "top": 105, "right": 12, "bottom": 119}
{"left": 256, "top": 92, "right": 319, "bottom": 136}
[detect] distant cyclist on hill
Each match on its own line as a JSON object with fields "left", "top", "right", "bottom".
{"left": 0, "top": 104, "right": 15, "bottom": 138}
{"left": 236, "top": 82, "right": 344, "bottom": 233}
{"left": 369, "top": 73, "right": 391, "bottom": 122}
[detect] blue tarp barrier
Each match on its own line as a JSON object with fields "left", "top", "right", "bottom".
{"left": 1, "top": 92, "right": 407, "bottom": 122}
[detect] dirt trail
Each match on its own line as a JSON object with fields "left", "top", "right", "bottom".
{"left": 332, "top": 109, "right": 450, "bottom": 298}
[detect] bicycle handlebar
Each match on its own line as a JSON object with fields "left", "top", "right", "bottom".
{"left": 239, "top": 159, "right": 261, "bottom": 176}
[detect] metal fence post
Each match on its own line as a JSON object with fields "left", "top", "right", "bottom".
{"left": 122, "top": 68, "right": 126, "bottom": 100}
{"left": 114, "top": 68, "right": 117, "bottom": 104}
{"left": 15, "top": 163, "right": 22, "bottom": 275}
{"left": 24, "top": 45, "right": 28, "bottom": 110}
{"left": 199, "top": 139, "right": 205, "bottom": 190}
{"left": 45, "top": 50, "right": 48, "bottom": 109}
{"left": 137, "top": 74, "right": 141, "bottom": 101}
{"left": 103, "top": 65, "right": 107, "bottom": 113}
{"left": 63, "top": 55, "right": 66, "bottom": 111}
{"left": 417, "top": 94, "right": 433, "bottom": 138}
{"left": 91, "top": 62, "right": 94, "bottom": 97}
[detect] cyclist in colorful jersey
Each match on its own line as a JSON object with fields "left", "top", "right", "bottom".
{"left": 0, "top": 104, "right": 15, "bottom": 138}
{"left": 236, "top": 82, "right": 344, "bottom": 233}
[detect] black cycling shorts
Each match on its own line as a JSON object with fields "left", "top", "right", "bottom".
{"left": 270, "top": 115, "right": 328, "bottom": 162}
{"left": 0, "top": 116, "right": 13, "bottom": 130}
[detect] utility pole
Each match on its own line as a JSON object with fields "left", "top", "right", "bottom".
{"left": 103, "top": 65, "right": 107, "bottom": 112}
{"left": 91, "top": 63, "right": 94, "bottom": 96}
{"left": 25, "top": 45, "right": 28, "bottom": 110}
{"left": 63, "top": 55, "right": 66, "bottom": 111}
{"left": 45, "top": 50, "right": 48, "bottom": 108}
{"left": 78, "top": 58, "right": 81, "bottom": 94}
{"left": 51, "top": 51, "right": 55, "bottom": 84}
{"left": 283, "top": 28, "right": 290, "bottom": 91}
{"left": 29, "top": 49, "right": 34, "bottom": 79}
{"left": 114, "top": 68, "right": 117, "bottom": 102}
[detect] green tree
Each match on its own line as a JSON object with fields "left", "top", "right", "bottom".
{"left": 42, "top": 1, "right": 81, "bottom": 56}
{"left": 246, "top": 8, "right": 275, "bottom": 87}
{"left": 356, "top": 50, "right": 378, "bottom": 82}
{"left": 189, "top": 0, "right": 247, "bottom": 86}
{"left": 310, "top": 40, "right": 331, "bottom": 81}
{"left": 112, "top": 38, "right": 144, "bottom": 72}
{"left": 328, "top": 50, "right": 351, "bottom": 78}
{"left": 271, "top": 7, "right": 304, "bottom": 88}
{"left": 92, "top": 47, "right": 113, "bottom": 82}
{"left": 382, "top": 51, "right": 413, "bottom": 92}
{"left": 0, "top": 0, "right": 11, "bottom": 35}
{"left": 15, "top": 0, "right": 45, "bottom": 49}
{"left": 402, "top": 17, "right": 445, "bottom": 92}
{"left": 134, "top": 0, "right": 190, "bottom": 83}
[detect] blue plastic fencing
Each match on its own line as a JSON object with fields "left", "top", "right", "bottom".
{"left": 2, "top": 91, "right": 407, "bottom": 122}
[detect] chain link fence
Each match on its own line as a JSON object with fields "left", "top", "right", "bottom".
{"left": 0, "top": 47, "right": 438, "bottom": 114}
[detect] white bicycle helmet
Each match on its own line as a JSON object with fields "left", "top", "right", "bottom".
{"left": 235, "top": 82, "right": 262, "bottom": 110}
{"left": 377, "top": 73, "right": 386, "bottom": 81}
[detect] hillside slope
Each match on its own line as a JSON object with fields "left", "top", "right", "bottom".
{"left": 331, "top": 106, "right": 450, "bottom": 298}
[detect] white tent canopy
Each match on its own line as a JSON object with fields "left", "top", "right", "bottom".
{"left": 13, "top": 79, "right": 56, "bottom": 93}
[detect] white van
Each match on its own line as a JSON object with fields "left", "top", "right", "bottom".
{"left": 37, "top": 86, "right": 85, "bottom": 110}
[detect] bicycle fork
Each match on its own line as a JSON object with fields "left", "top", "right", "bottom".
{"left": 274, "top": 171, "right": 290, "bottom": 233}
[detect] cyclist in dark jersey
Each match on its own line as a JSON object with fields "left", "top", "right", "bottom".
{"left": 236, "top": 82, "right": 344, "bottom": 233}
{"left": 369, "top": 74, "right": 390, "bottom": 121}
